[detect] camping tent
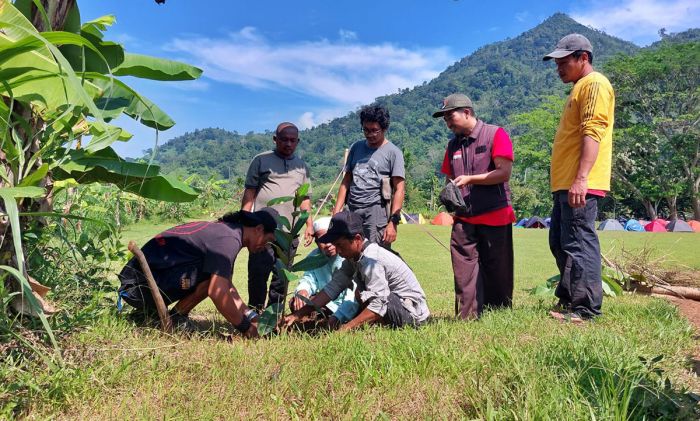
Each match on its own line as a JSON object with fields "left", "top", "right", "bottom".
{"left": 624, "top": 219, "right": 644, "bottom": 232}
{"left": 689, "top": 220, "right": 700, "bottom": 232}
{"left": 515, "top": 218, "right": 528, "bottom": 228}
{"left": 525, "top": 216, "right": 548, "bottom": 228}
{"left": 402, "top": 213, "right": 426, "bottom": 224}
{"left": 657, "top": 218, "right": 669, "bottom": 227}
{"left": 644, "top": 220, "right": 667, "bottom": 232}
{"left": 666, "top": 220, "right": 694, "bottom": 232}
{"left": 598, "top": 219, "right": 624, "bottom": 231}
{"left": 431, "top": 212, "right": 453, "bottom": 226}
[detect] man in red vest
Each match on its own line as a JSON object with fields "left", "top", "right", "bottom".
{"left": 434, "top": 94, "right": 516, "bottom": 319}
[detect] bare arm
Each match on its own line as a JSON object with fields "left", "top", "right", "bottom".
{"left": 453, "top": 157, "right": 512, "bottom": 187}
{"left": 241, "top": 188, "right": 256, "bottom": 211}
{"left": 389, "top": 177, "right": 405, "bottom": 216}
{"left": 338, "top": 305, "right": 382, "bottom": 331}
{"left": 568, "top": 135, "right": 600, "bottom": 208}
{"left": 300, "top": 197, "right": 314, "bottom": 246}
{"left": 383, "top": 176, "right": 405, "bottom": 244}
{"left": 282, "top": 290, "right": 333, "bottom": 328}
{"left": 333, "top": 172, "right": 353, "bottom": 215}
{"left": 207, "top": 274, "right": 258, "bottom": 338}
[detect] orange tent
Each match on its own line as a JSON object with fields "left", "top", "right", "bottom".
{"left": 688, "top": 220, "right": 700, "bottom": 232}
{"left": 431, "top": 212, "right": 454, "bottom": 225}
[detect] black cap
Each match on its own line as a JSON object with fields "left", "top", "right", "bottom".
{"left": 253, "top": 207, "right": 280, "bottom": 233}
{"left": 318, "top": 211, "right": 363, "bottom": 243}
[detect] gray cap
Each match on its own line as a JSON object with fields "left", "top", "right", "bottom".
{"left": 543, "top": 33, "right": 593, "bottom": 61}
{"left": 432, "top": 94, "right": 473, "bottom": 118}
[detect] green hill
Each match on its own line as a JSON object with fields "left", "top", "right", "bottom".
{"left": 149, "top": 13, "right": 642, "bottom": 194}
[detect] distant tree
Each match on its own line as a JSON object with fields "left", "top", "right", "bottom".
{"left": 508, "top": 95, "right": 565, "bottom": 216}
{"left": 606, "top": 42, "right": 700, "bottom": 219}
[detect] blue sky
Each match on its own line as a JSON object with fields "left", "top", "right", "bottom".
{"left": 77, "top": 0, "right": 700, "bottom": 157}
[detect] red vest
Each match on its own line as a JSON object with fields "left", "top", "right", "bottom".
{"left": 446, "top": 120, "right": 511, "bottom": 217}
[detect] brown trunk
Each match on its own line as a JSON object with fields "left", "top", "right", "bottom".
{"left": 651, "top": 285, "right": 700, "bottom": 301}
{"left": 642, "top": 199, "right": 657, "bottom": 220}
{"left": 692, "top": 179, "right": 700, "bottom": 221}
{"left": 666, "top": 196, "right": 678, "bottom": 220}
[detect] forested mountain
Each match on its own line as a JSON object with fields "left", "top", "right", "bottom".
{"left": 149, "top": 13, "right": 697, "bottom": 217}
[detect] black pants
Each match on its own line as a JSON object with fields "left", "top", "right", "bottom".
{"left": 549, "top": 191, "right": 603, "bottom": 319}
{"left": 247, "top": 238, "right": 299, "bottom": 311}
{"left": 117, "top": 258, "right": 202, "bottom": 312}
{"left": 450, "top": 221, "right": 514, "bottom": 319}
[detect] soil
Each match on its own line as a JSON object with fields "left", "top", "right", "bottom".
{"left": 661, "top": 295, "right": 700, "bottom": 386}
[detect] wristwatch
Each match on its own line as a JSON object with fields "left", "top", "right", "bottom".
{"left": 244, "top": 308, "right": 259, "bottom": 322}
{"left": 389, "top": 212, "right": 401, "bottom": 226}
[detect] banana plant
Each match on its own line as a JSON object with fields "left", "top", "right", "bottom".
{"left": 0, "top": 0, "right": 201, "bottom": 336}
{"left": 257, "top": 184, "right": 329, "bottom": 335}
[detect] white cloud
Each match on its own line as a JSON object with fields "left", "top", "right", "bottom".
{"left": 165, "top": 27, "right": 453, "bottom": 108}
{"left": 296, "top": 108, "right": 349, "bottom": 130}
{"left": 168, "top": 79, "right": 210, "bottom": 92}
{"left": 515, "top": 12, "right": 529, "bottom": 22}
{"left": 339, "top": 29, "right": 358, "bottom": 42}
{"left": 571, "top": 0, "right": 700, "bottom": 45}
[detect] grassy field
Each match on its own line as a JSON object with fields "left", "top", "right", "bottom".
{"left": 25, "top": 224, "right": 700, "bottom": 419}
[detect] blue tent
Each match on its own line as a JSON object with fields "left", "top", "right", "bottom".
{"left": 624, "top": 219, "right": 644, "bottom": 232}
{"left": 525, "top": 216, "right": 548, "bottom": 229}
{"left": 515, "top": 218, "right": 528, "bottom": 228}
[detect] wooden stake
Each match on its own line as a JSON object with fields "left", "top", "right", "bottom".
{"left": 128, "top": 241, "right": 172, "bottom": 332}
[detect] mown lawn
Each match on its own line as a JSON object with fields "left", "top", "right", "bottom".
{"left": 29, "top": 224, "right": 700, "bottom": 419}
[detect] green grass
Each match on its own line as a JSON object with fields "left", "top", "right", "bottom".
{"left": 16, "top": 225, "right": 700, "bottom": 419}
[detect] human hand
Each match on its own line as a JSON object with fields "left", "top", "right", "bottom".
{"left": 280, "top": 314, "right": 300, "bottom": 330}
{"left": 291, "top": 290, "right": 310, "bottom": 312}
{"left": 568, "top": 178, "right": 588, "bottom": 208}
{"left": 303, "top": 224, "right": 314, "bottom": 247}
{"left": 327, "top": 316, "right": 341, "bottom": 330}
{"left": 382, "top": 221, "right": 397, "bottom": 244}
{"left": 453, "top": 175, "right": 471, "bottom": 188}
{"left": 244, "top": 322, "right": 259, "bottom": 339}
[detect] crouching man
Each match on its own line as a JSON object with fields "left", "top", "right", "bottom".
{"left": 117, "top": 209, "right": 279, "bottom": 338}
{"left": 290, "top": 216, "right": 359, "bottom": 329}
{"left": 282, "top": 211, "right": 429, "bottom": 331}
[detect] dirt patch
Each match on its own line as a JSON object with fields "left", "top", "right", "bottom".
{"left": 664, "top": 296, "right": 700, "bottom": 331}
{"left": 660, "top": 295, "right": 700, "bottom": 386}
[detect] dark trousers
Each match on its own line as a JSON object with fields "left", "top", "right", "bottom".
{"left": 450, "top": 221, "right": 514, "bottom": 319}
{"left": 350, "top": 203, "right": 388, "bottom": 246}
{"left": 247, "top": 238, "right": 299, "bottom": 311}
{"left": 549, "top": 192, "right": 603, "bottom": 319}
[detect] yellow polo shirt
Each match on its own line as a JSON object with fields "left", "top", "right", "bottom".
{"left": 550, "top": 71, "right": 615, "bottom": 192}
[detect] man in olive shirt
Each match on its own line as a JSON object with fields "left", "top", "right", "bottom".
{"left": 242, "top": 122, "right": 314, "bottom": 310}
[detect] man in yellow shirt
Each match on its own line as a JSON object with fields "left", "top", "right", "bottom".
{"left": 543, "top": 34, "right": 615, "bottom": 323}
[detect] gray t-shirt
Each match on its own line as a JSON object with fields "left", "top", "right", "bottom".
{"left": 323, "top": 242, "right": 429, "bottom": 323}
{"left": 244, "top": 151, "right": 311, "bottom": 222}
{"left": 345, "top": 140, "right": 405, "bottom": 209}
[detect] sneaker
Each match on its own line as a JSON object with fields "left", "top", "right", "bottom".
{"left": 549, "top": 310, "right": 585, "bottom": 324}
